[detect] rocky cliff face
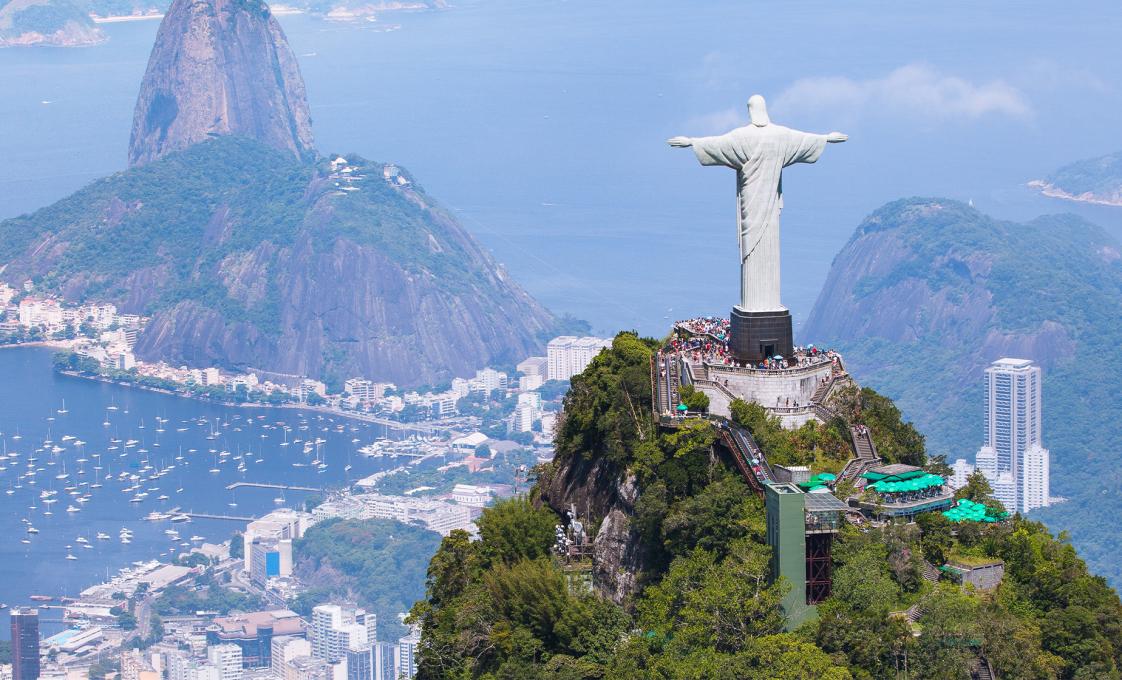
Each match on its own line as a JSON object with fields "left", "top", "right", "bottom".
{"left": 1, "top": 138, "right": 555, "bottom": 385}
{"left": 801, "top": 199, "right": 1109, "bottom": 448}
{"left": 0, "top": 0, "right": 556, "bottom": 385}
{"left": 804, "top": 199, "right": 1079, "bottom": 373}
{"left": 127, "top": 0, "right": 314, "bottom": 167}
{"left": 802, "top": 197, "right": 1122, "bottom": 586}
{"left": 539, "top": 451, "right": 644, "bottom": 604}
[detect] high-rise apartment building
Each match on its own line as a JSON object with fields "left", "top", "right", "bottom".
{"left": 311, "top": 604, "right": 377, "bottom": 669}
{"left": 974, "top": 358, "right": 1051, "bottom": 513}
{"left": 167, "top": 652, "right": 220, "bottom": 680}
{"left": 396, "top": 628, "right": 421, "bottom": 680}
{"left": 546, "top": 336, "right": 612, "bottom": 381}
{"left": 271, "top": 637, "right": 312, "bottom": 679}
{"left": 10, "top": 608, "right": 39, "bottom": 680}
{"left": 207, "top": 644, "right": 243, "bottom": 680}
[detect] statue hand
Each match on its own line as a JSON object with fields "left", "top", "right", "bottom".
{"left": 826, "top": 131, "right": 848, "bottom": 143}
{"left": 667, "top": 136, "right": 693, "bottom": 148}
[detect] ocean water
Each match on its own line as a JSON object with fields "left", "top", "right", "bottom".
{"left": 2, "top": 1, "right": 1121, "bottom": 337}
{"left": 2, "top": 0, "right": 1122, "bottom": 635}
{"left": 0, "top": 347, "right": 403, "bottom": 638}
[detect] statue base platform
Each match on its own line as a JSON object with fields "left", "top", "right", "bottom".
{"left": 729, "top": 307, "right": 793, "bottom": 364}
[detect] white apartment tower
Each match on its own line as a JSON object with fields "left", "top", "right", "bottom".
{"left": 546, "top": 336, "right": 612, "bottom": 381}
{"left": 974, "top": 358, "right": 1050, "bottom": 513}
{"left": 312, "top": 604, "right": 377, "bottom": 670}
{"left": 206, "top": 644, "right": 243, "bottom": 680}
{"left": 396, "top": 629, "right": 420, "bottom": 680}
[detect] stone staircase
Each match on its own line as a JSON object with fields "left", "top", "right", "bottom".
{"left": 922, "top": 560, "right": 941, "bottom": 584}
{"left": 905, "top": 600, "right": 927, "bottom": 624}
{"left": 839, "top": 425, "right": 882, "bottom": 483}
{"left": 852, "top": 426, "right": 878, "bottom": 461}
{"left": 810, "top": 375, "right": 835, "bottom": 404}
{"left": 971, "top": 656, "right": 995, "bottom": 680}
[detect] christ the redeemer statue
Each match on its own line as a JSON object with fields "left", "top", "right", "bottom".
{"left": 669, "top": 95, "right": 846, "bottom": 362}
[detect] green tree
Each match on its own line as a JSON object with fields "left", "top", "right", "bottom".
{"left": 956, "top": 470, "right": 1004, "bottom": 513}
{"left": 555, "top": 332, "right": 657, "bottom": 469}
{"left": 916, "top": 511, "right": 955, "bottom": 566}
{"left": 475, "top": 497, "right": 557, "bottom": 568}
{"left": 677, "top": 384, "right": 710, "bottom": 412}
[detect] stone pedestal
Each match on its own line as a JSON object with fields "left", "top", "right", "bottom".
{"left": 729, "top": 307, "right": 793, "bottom": 364}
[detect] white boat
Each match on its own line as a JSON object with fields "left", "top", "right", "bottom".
{"left": 96, "top": 533, "right": 110, "bottom": 540}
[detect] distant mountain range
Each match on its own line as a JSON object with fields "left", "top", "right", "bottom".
{"left": 0, "top": 0, "right": 446, "bottom": 48}
{"left": 1030, "top": 150, "right": 1122, "bottom": 207}
{"left": 0, "top": 0, "right": 560, "bottom": 386}
{"left": 804, "top": 197, "right": 1122, "bottom": 584}
{"left": 0, "top": 0, "right": 104, "bottom": 46}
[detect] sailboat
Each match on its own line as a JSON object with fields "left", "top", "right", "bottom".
{"left": 57, "top": 399, "right": 68, "bottom": 415}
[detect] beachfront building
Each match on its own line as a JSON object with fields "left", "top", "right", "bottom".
{"left": 242, "top": 509, "right": 314, "bottom": 573}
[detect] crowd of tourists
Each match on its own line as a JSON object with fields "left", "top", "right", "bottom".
{"left": 666, "top": 334, "right": 732, "bottom": 365}
{"left": 675, "top": 316, "right": 730, "bottom": 342}
{"left": 666, "top": 317, "right": 844, "bottom": 375}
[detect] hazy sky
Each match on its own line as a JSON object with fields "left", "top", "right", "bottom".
{"left": 1, "top": 0, "right": 1120, "bottom": 334}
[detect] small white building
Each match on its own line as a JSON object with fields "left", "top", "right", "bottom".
{"left": 450, "top": 484, "right": 493, "bottom": 508}
{"left": 451, "top": 432, "right": 488, "bottom": 454}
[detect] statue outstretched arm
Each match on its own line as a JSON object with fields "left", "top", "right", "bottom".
{"left": 667, "top": 136, "right": 693, "bottom": 148}
{"left": 826, "top": 131, "right": 848, "bottom": 143}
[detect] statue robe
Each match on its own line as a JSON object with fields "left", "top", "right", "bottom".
{"left": 691, "top": 124, "right": 827, "bottom": 312}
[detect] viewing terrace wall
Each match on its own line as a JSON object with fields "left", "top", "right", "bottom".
{"left": 689, "top": 359, "right": 833, "bottom": 422}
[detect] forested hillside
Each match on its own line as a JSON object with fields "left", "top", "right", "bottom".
{"left": 0, "top": 137, "right": 555, "bottom": 386}
{"left": 804, "top": 198, "right": 1122, "bottom": 585}
{"left": 409, "top": 333, "right": 1122, "bottom": 679}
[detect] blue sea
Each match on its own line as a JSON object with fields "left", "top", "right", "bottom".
{"left": 0, "top": 347, "right": 402, "bottom": 637}
{"left": 2, "top": 0, "right": 1122, "bottom": 635}
{"left": 2, "top": 0, "right": 1121, "bottom": 336}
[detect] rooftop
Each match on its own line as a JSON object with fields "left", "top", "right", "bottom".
{"left": 803, "top": 493, "right": 849, "bottom": 512}
{"left": 991, "top": 357, "right": 1034, "bottom": 368}
{"left": 866, "top": 463, "right": 923, "bottom": 478}
{"left": 210, "top": 609, "right": 304, "bottom": 638}
{"left": 946, "top": 554, "right": 1005, "bottom": 569}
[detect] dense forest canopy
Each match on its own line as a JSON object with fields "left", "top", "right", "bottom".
{"left": 410, "top": 332, "right": 1122, "bottom": 679}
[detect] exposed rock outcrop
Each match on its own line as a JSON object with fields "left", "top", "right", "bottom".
{"left": 803, "top": 199, "right": 1094, "bottom": 374}
{"left": 0, "top": 138, "right": 555, "bottom": 386}
{"left": 127, "top": 0, "right": 314, "bottom": 167}
{"left": 1, "top": 0, "right": 558, "bottom": 386}
{"left": 539, "top": 452, "right": 645, "bottom": 605}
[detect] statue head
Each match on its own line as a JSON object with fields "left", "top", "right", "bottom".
{"left": 748, "top": 95, "right": 770, "bottom": 127}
